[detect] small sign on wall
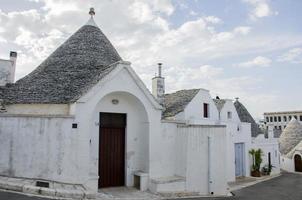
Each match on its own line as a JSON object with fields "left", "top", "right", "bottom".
{"left": 72, "top": 123, "right": 78, "bottom": 129}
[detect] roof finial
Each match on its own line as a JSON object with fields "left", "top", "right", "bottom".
{"left": 89, "top": 7, "right": 95, "bottom": 18}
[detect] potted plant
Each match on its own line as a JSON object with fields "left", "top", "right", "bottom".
{"left": 262, "top": 164, "right": 273, "bottom": 175}
{"left": 249, "top": 148, "right": 263, "bottom": 177}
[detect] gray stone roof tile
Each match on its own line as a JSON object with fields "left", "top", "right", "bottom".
{"left": 279, "top": 119, "right": 302, "bottom": 157}
{"left": 0, "top": 19, "right": 121, "bottom": 104}
{"left": 163, "top": 89, "right": 199, "bottom": 118}
{"left": 234, "top": 100, "right": 262, "bottom": 137}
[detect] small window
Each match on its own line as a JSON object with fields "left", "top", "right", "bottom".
{"left": 283, "top": 116, "right": 287, "bottom": 122}
{"left": 274, "top": 116, "right": 277, "bottom": 122}
{"left": 227, "top": 111, "right": 232, "bottom": 119}
{"left": 266, "top": 117, "right": 269, "bottom": 122}
{"left": 270, "top": 117, "right": 273, "bottom": 122}
{"left": 203, "top": 103, "right": 209, "bottom": 118}
{"left": 289, "top": 116, "right": 292, "bottom": 120}
{"left": 278, "top": 116, "right": 281, "bottom": 122}
{"left": 294, "top": 115, "right": 297, "bottom": 120}
{"left": 279, "top": 126, "right": 282, "bottom": 130}
{"left": 300, "top": 115, "right": 302, "bottom": 121}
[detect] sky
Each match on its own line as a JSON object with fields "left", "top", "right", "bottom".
{"left": 0, "top": 0, "right": 301, "bottom": 119}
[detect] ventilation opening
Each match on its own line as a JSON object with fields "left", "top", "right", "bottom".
{"left": 36, "top": 181, "right": 50, "bottom": 188}
{"left": 133, "top": 175, "right": 140, "bottom": 190}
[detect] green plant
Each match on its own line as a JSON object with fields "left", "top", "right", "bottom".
{"left": 249, "top": 148, "right": 263, "bottom": 172}
{"left": 262, "top": 164, "right": 274, "bottom": 175}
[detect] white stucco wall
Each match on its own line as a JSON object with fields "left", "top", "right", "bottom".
{"left": 177, "top": 125, "right": 228, "bottom": 195}
{"left": 183, "top": 89, "right": 219, "bottom": 125}
{"left": 281, "top": 156, "right": 294, "bottom": 172}
{"left": 280, "top": 151, "right": 302, "bottom": 173}
{"left": 152, "top": 122, "right": 228, "bottom": 195}
{"left": 252, "top": 135, "right": 280, "bottom": 175}
{"left": 4, "top": 104, "right": 70, "bottom": 115}
{"left": 0, "top": 115, "right": 83, "bottom": 183}
{"left": 157, "top": 121, "right": 178, "bottom": 177}
{"left": 73, "top": 62, "right": 162, "bottom": 191}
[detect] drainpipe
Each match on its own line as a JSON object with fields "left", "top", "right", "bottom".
{"left": 208, "top": 136, "right": 213, "bottom": 195}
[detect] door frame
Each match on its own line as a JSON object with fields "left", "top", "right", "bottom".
{"left": 294, "top": 154, "right": 302, "bottom": 172}
{"left": 98, "top": 112, "right": 127, "bottom": 188}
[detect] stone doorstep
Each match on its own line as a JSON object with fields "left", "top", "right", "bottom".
{"left": 0, "top": 176, "right": 96, "bottom": 199}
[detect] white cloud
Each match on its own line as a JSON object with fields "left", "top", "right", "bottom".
{"left": 0, "top": 1, "right": 300, "bottom": 118}
{"left": 205, "top": 16, "right": 222, "bottom": 24}
{"left": 237, "top": 56, "right": 272, "bottom": 68}
{"left": 233, "top": 26, "right": 251, "bottom": 35}
{"left": 243, "top": 0, "right": 277, "bottom": 20}
{"left": 277, "top": 48, "right": 302, "bottom": 64}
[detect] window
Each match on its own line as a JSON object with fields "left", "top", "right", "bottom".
{"left": 279, "top": 126, "right": 282, "bottom": 130}
{"left": 300, "top": 115, "right": 302, "bottom": 121}
{"left": 227, "top": 111, "right": 232, "bottom": 119}
{"left": 284, "top": 116, "right": 287, "bottom": 122}
{"left": 203, "top": 103, "right": 209, "bottom": 118}
{"left": 266, "top": 117, "right": 269, "bottom": 122}
{"left": 274, "top": 126, "right": 278, "bottom": 130}
{"left": 289, "top": 116, "right": 292, "bottom": 120}
{"left": 274, "top": 116, "right": 277, "bottom": 122}
{"left": 294, "top": 115, "right": 297, "bottom": 120}
{"left": 270, "top": 117, "right": 273, "bottom": 122}
{"left": 278, "top": 116, "right": 281, "bottom": 122}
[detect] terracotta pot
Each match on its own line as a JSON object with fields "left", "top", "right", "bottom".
{"left": 251, "top": 170, "right": 261, "bottom": 177}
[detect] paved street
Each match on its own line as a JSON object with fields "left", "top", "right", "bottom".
{"left": 0, "top": 172, "right": 301, "bottom": 200}
{"left": 183, "top": 172, "right": 302, "bottom": 200}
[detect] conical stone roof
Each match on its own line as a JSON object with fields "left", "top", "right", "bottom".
{"left": 1, "top": 17, "right": 122, "bottom": 104}
{"left": 279, "top": 118, "right": 302, "bottom": 156}
{"left": 234, "top": 99, "right": 262, "bottom": 137}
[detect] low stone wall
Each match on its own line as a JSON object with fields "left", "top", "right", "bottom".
{"left": 0, "top": 115, "right": 82, "bottom": 185}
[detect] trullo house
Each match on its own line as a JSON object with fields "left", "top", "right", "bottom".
{"left": 0, "top": 8, "right": 280, "bottom": 199}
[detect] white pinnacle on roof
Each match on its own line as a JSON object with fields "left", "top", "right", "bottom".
{"left": 279, "top": 118, "right": 302, "bottom": 157}
{"left": 86, "top": 7, "right": 98, "bottom": 27}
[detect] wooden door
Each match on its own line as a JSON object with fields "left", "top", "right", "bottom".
{"left": 294, "top": 154, "right": 302, "bottom": 172}
{"left": 99, "top": 113, "right": 126, "bottom": 188}
{"left": 235, "top": 143, "right": 245, "bottom": 177}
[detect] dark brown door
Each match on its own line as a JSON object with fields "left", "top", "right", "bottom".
{"left": 294, "top": 154, "right": 302, "bottom": 172}
{"left": 99, "top": 113, "right": 126, "bottom": 188}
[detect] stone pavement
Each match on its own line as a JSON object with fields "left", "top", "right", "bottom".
{"left": 0, "top": 172, "right": 302, "bottom": 200}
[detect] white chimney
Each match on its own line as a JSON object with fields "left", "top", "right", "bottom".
{"left": 152, "top": 63, "right": 165, "bottom": 105}
{"left": 9, "top": 51, "right": 17, "bottom": 83}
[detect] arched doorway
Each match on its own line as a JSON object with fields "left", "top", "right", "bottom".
{"left": 94, "top": 91, "right": 150, "bottom": 188}
{"left": 294, "top": 154, "right": 302, "bottom": 172}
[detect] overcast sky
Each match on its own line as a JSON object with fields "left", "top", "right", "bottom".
{"left": 0, "top": 0, "right": 301, "bottom": 119}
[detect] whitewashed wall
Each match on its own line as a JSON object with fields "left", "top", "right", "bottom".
{"left": 92, "top": 92, "right": 149, "bottom": 186}
{"left": 177, "top": 125, "right": 227, "bottom": 195}
{"left": 183, "top": 89, "right": 219, "bottom": 125}
{"left": 252, "top": 135, "right": 280, "bottom": 175}
{"left": 280, "top": 156, "right": 295, "bottom": 172}
{"left": 218, "top": 100, "right": 251, "bottom": 181}
{"left": 0, "top": 115, "right": 83, "bottom": 183}
{"left": 74, "top": 62, "right": 162, "bottom": 191}
{"left": 156, "top": 121, "right": 178, "bottom": 177}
